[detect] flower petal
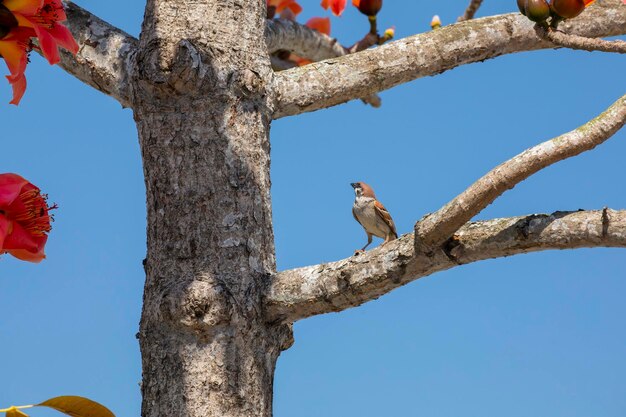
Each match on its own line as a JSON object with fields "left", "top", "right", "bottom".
{"left": 42, "top": 0, "right": 67, "bottom": 21}
{"left": 3, "top": 219, "right": 45, "bottom": 254}
{"left": 8, "top": 245, "right": 46, "bottom": 262}
{"left": 321, "top": 0, "right": 347, "bottom": 16}
{"left": 0, "top": 34, "right": 28, "bottom": 77}
{"left": 30, "top": 19, "right": 60, "bottom": 64}
{"left": 0, "top": 173, "right": 28, "bottom": 207}
{"left": 8, "top": 72, "right": 26, "bottom": 104}
{"left": 3, "top": 0, "right": 43, "bottom": 15}
{"left": 0, "top": 214, "right": 10, "bottom": 251}
{"left": 305, "top": 17, "right": 331, "bottom": 35}
{"left": 47, "top": 22, "right": 78, "bottom": 54}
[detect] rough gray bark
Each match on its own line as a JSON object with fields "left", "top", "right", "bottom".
{"left": 132, "top": 1, "right": 290, "bottom": 416}
{"left": 272, "top": 0, "right": 626, "bottom": 118}
{"left": 534, "top": 24, "right": 626, "bottom": 53}
{"left": 58, "top": 2, "right": 137, "bottom": 107}
{"left": 38, "top": 0, "right": 626, "bottom": 416}
{"left": 267, "top": 209, "right": 626, "bottom": 322}
{"left": 415, "top": 93, "right": 626, "bottom": 252}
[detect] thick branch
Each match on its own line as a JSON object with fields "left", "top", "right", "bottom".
{"left": 266, "top": 19, "right": 347, "bottom": 61}
{"left": 57, "top": 2, "right": 138, "bottom": 107}
{"left": 415, "top": 93, "right": 626, "bottom": 252}
{"left": 272, "top": 0, "right": 626, "bottom": 118}
{"left": 266, "top": 209, "right": 626, "bottom": 323}
{"left": 458, "top": 0, "right": 484, "bottom": 21}
{"left": 266, "top": 19, "right": 382, "bottom": 108}
{"left": 535, "top": 25, "right": 626, "bottom": 53}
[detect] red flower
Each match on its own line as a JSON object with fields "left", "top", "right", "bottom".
{"left": 0, "top": 26, "right": 32, "bottom": 104}
{"left": 321, "top": 0, "right": 347, "bottom": 16}
{"left": 0, "top": 173, "right": 55, "bottom": 263}
{"left": 4, "top": 0, "right": 78, "bottom": 65}
{"left": 267, "top": 0, "right": 303, "bottom": 17}
{"left": 305, "top": 16, "right": 331, "bottom": 36}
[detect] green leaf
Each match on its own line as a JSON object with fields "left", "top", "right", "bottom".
{"left": 37, "top": 396, "right": 114, "bottom": 417}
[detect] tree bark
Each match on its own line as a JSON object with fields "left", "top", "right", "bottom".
{"left": 133, "top": 1, "right": 290, "bottom": 416}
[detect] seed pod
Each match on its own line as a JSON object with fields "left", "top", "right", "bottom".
{"left": 550, "top": 0, "right": 585, "bottom": 19}
{"left": 517, "top": 0, "right": 527, "bottom": 14}
{"left": 524, "top": 0, "right": 551, "bottom": 21}
{"left": 354, "top": 0, "right": 382, "bottom": 17}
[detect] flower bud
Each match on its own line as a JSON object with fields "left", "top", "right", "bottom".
{"left": 352, "top": 0, "right": 382, "bottom": 17}
{"left": 550, "top": 0, "right": 585, "bottom": 19}
{"left": 524, "top": 0, "right": 551, "bottom": 22}
{"left": 430, "top": 15, "right": 442, "bottom": 30}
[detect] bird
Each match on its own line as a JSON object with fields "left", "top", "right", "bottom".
{"left": 351, "top": 182, "right": 398, "bottom": 254}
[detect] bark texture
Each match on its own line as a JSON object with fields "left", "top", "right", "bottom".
{"left": 535, "top": 25, "right": 626, "bottom": 54}
{"left": 133, "top": 1, "right": 290, "bottom": 416}
{"left": 267, "top": 209, "right": 626, "bottom": 323}
{"left": 272, "top": 0, "right": 626, "bottom": 118}
{"left": 415, "top": 93, "right": 626, "bottom": 252}
{"left": 58, "top": 2, "right": 137, "bottom": 107}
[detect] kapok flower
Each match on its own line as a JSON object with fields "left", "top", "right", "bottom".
{"left": 0, "top": 173, "right": 55, "bottom": 263}
{"left": 3, "top": 0, "right": 78, "bottom": 65}
{"left": 0, "top": 26, "right": 33, "bottom": 104}
{"left": 321, "top": 0, "right": 347, "bottom": 16}
{"left": 305, "top": 16, "right": 331, "bottom": 36}
{"left": 267, "top": 0, "right": 303, "bottom": 18}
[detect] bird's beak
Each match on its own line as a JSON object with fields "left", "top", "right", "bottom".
{"left": 350, "top": 183, "right": 358, "bottom": 188}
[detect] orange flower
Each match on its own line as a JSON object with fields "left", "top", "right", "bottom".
{"left": 0, "top": 26, "right": 32, "bottom": 104}
{"left": 4, "top": 0, "right": 78, "bottom": 65}
{"left": 305, "top": 16, "right": 331, "bottom": 36}
{"left": 321, "top": 0, "right": 347, "bottom": 16}
{"left": 0, "top": 173, "right": 55, "bottom": 263}
{"left": 267, "top": 0, "right": 303, "bottom": 17}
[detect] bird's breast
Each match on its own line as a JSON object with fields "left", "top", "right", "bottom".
{"left": 353, "top": 198, "right": 389, "bottom": 238}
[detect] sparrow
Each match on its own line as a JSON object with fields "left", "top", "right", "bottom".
{"left": 351, "top": 182, "right": 398, "bottom": 254}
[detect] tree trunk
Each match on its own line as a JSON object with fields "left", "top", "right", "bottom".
{"left": 134, "top": 1, "right": 290, "bottom": 415}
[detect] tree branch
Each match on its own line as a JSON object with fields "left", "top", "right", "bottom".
{"left": 266, "top": 209, "right": 626, "bottom": 323}
{"left": 266, "top": 19, "right": 382, "bottom": 108}
{"left": 266, "top": 18, "right": 347, "bottom": 62}
{"left": 415, "top": 93, "right": 626, "bottom": 252}
{"left": 534, "top": 25, "right": 626, "bottom": 54}
{"left": 271, "top": 0, "right": 626, "bottom": 118}
{"left": 458, "top": 0, "right": 484, "bottom": 21}
{"left": 56, "top": 2, "right": 138, "bottom": 107}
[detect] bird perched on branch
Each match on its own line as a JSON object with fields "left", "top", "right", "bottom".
{"left": 351, "top": 182, "right": 398, "bottom": 254}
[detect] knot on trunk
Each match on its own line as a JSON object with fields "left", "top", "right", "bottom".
{"left": 228, "top": 68, "right": 265, "bottom": 99}
{"left": 161, "top": 279, "right": 233, "bottom": 337}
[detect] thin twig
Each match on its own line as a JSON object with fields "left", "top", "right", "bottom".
{"left": 535, "top": 24, "right": 626, "bottom": 53}
{"left": 458, "top": 0, "right": 484, "bottom": 21}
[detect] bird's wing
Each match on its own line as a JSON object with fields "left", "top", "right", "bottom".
{"left": 374, "top": 200, "right": 398, "bottom": 238}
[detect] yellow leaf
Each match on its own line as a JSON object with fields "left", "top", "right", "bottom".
{"left": 37, "top": 396, "right": 114, "bottom": 417}
{"left": 5, "top": 406, "right": 30, "bottom": 417}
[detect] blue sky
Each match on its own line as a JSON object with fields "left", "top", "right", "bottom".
{"left": 1, "top": 1, "right": 625, "bottom": 416}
